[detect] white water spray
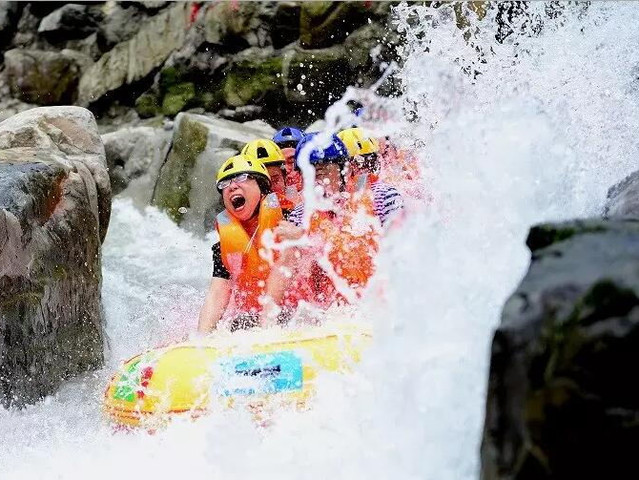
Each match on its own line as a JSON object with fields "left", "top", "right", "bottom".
{"left": 2, "top": 3, "right": 639, "bottom": 479}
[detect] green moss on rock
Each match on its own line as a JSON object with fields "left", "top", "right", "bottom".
{"left": 162, "top": 82, "right": 196, "bottom": 117}
{"left": 299, "top": 1, "right": 371, "bottom": 49}
{"left": 135, "top": 92, "right": 161, "bottom": 118}
{"left": 526, "top": 221, "right": 607, "bottom": 252}
{"left": 151, "top": 115, "right": 208, "bottom": 223}
{"left": 223, "top": 57, "right": 283, "bottom": 107}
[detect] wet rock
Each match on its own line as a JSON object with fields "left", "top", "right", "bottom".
{"left": 603, "top": 170, "right": 639, "bottom": 219}
{"left": 343, "top": 22, "right": 400, "bottom": 88}
{"left": 102, "top": 126, "right": 171, "bottom": 203}
{"left": 299, "top": 1, "right": 373, "bottom": 49}
{"left": 152, "top": 113, "right": 274, "bottom": 234}
{"left": 97, "top": 2, "right": 148, "bottom": 51}
{"left": 28, "top": 2, "right": 68, "bottom": 19}
{"left": 0, "top": 3, "right": 23, "bottom": 50}
{"left": 0, "top": 106, "right": 111, "bottom": 408}
{"left": 222, "top": 49, "right": 283, "bottom": 108}
{"left": 204, "top": 1, "right": 277, "bottom": 50}
{"left": 481, "top": 218, "right": 639, "bottom": 479}
{"left": 0, "top": 71, "right": 36, "bottom": 123}
{"left": 135, "top": 92, "right": 162, "bottom": 119}
{"left": 162, "top": 82, "right": 196, "bottom": 117}
{"left": 79, "top": 2, "right": 190, "bottom": 106}
{"left": 283, "top": 44, "right": 353, "bottom": 110}
{"left": 38, "top": 4, "right": 103, "bottom": 42}
{"left": 13, "top": 5, "right": 44, "bottom": 49}
{"left": 217, "top": 105, "right": 264, "bottom": 123}
{"left": 4, "top": 49, "right": 86, "bottom": 105}
{"left": 272, "top": 1, "right": 301, "bottom": 49}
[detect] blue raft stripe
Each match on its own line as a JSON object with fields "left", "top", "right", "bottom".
{"left": 218, "top": 351, "right": 303, "bottom": 397}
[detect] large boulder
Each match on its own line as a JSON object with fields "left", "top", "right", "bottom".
{"left": 603, "top": 170, "right": 639, "bottom": 219}
{"left": 0, "top": 106, "right": 111, "bottom": 408}
{"left": 78, "top": 2, "right": 190, "bottom": 106}
{"left": 151, "top": 113, "right": 274, "bottom": 234}
{"left": 4, "top": 49, "right": 87, "bottom": 105}
{"left": 102, "top": 125, "right": 171, "bottom": 203}
{"left": 37, "top": 4, "right": 102, "bottom": 42}
{"left": 481, "top": 219, "right": 639, "bottom": 479}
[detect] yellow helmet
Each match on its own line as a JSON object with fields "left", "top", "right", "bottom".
{"left": 337, "top": 127, "right": 365, "bottom": 158}
{"left": 241, "top": 139, "right": 285, "bottom": 166}
{"left": 358, "top": 136, "right": 379, "bottom": 156}
{"left": 216, "top": 154, "right": 270, "bottom": 190}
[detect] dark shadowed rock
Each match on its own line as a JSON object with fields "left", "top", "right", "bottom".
{"left": 283, "top": 44, "right": 353, "bottom": 109}
{"left": 603, "top": 170, "right": 639, "bottom": 219}
{"left": 38, "top": 4, "right": 103, "bottom": 42}
{"left": 299, "top": 1, "right": 373, "bottom": 49}
{"left": 272, "top": 1, "right": 301, "bottom": 49}
{"left": 0, "top": 106, "right": 111, "bottom": 408}
{"left": 28, "top": 2, "right": 68, "bottom": 19}
{"left": 481, "top": 218, "right": 639, "bottom": 479}
{"left": 0, "top": 3, "right": 23, "bottom": 50}
{"left": 4, "top": 49, "right": 86, "bottom": 105}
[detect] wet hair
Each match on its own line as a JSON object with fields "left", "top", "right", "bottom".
{"left": 251, "top": 174, "right": 272, "bottom": 195}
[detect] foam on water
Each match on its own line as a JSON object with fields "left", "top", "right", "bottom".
{"left": 2, "top": 3, "right": 639, "bottom": 479}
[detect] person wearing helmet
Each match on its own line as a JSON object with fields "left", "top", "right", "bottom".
{"left": 256, "top": 133, "right": 380, "bottom": 326}
{"left": 241, "top": 138, "right": 299, "bottom": 213}
{"left": 338, "top": 127, "right": 404, "bottom": 228}
{"left": 272, "top": 127, "right": 305, "bottom": 195}
{"left": 197, "top": 153, "right": 302, "bottom": 333}
{"left": 273, "top": 126, "right": 305, "bottom": 150}
{"left": 288, "top": 131, "right": 402, "bottom": 228}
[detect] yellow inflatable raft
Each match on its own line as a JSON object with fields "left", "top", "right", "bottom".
{"left": 103, "top": 322, "right": 371, "bottom": 428}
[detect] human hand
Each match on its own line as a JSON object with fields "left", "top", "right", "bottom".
{"left": 273, "top": 220, "right": 304, "bottom": 242}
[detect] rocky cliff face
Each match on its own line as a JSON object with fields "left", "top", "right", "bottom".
{"left": 0, "top": 106, "right": 111, "bottom": 408}
{"left": 0, "top": 1, "right": 402, "bottom": 128}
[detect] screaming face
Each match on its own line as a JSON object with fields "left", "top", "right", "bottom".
{"left": 222, "top": 176, "right": 263, "bottom": 222}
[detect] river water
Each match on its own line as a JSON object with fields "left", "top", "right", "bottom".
{"left": 2, "top": 3, "right": 639, "bottom": 479}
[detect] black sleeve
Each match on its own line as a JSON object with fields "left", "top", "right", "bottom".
{"left": 211, "top": 242, "right": 231, "bottom": 280}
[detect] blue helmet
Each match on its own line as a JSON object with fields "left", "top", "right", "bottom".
{"left": 273, "top": 127, "right": 305, "bottom": 149}
{"left": 294, "top": 133, "right": 349, "bottom": 169}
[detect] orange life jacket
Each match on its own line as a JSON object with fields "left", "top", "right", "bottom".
{"left": 217, "top": 193, "right": 283, "bottom": 313}
{"left": 292, "top": 175, "right": 381, "bottom": 306}
{"left": 276, "top": 189, "right": 300, "bottom": 213}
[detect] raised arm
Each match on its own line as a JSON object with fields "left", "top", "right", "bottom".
{"left": 198, "top": 277, "right": 231, "bottom": 334}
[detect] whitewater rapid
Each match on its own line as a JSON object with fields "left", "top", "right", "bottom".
{"left": 2, "top": 3, "right": 639, "bottom": 479}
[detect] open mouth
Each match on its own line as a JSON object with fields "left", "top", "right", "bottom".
{"left": 230, "top": 193, "right": 246, "bottom": 210}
